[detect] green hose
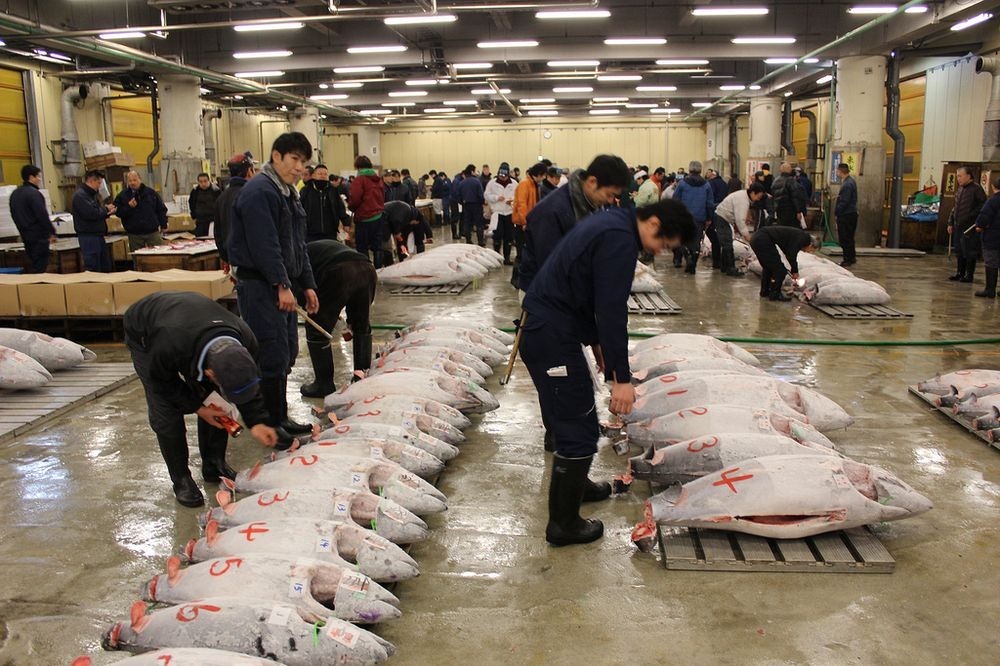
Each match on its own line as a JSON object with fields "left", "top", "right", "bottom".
{"left": 370, "top": 324, "right": 1000, "bottom": 347}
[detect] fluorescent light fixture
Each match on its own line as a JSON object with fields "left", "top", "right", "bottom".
{"left": 332, "top": 82, "right": 364, "bottom": 89}
{"left": 691, "top": 102, "right": 713, "bottom": 107}
{"left": 636, "top": 85, "right": 677, "bottom": 92}
{"left": 650, "top": 108, "right": 681, "bottom": 114}
{"left": 816, "top": 75, "right": 833, "bottom": 84}
{"left": 388, "top": 90, "right": 429, "bottom": 97}
{"left": 553, "top": 86, "right": 594, "bottom": 93}
{"left": 604, "top": 37, "right": 667, "bottom": 45}
{"left": 693, "top": 7, "right": 769, "bottom": 16}
{"left": 764, "top": 57, "right": 798, "bottom": 64}
{"left": 536, "top": 9, "right": 611, "bottom": 19}
{"left": 597, "top": 74, "right": 642, "bottom": 82}
{"left": 333, "top": 65, "right": 385, "bottom": 74}
{"left": 234, "top": 21, "right": 304, "bottom": 32}
{"left": 520, "top": 104, "right": 559, "bottom": 110}
{"left": 233, "top": 95, "right": 244, "bottom": 100}
{"left": 732, "top": 36, "right": 797, "bottom": 44}
{"left": 471, "top": 87, "right": 511, "bottom": 94}
{"left": 477, "top": 40, "right": 539, "bottom": 48}
{"left": 625, "top": 103, "right": 657, "bottom": 108}
{"left": 720, "top": 84, "right": 746, "bottom": 90}
{"left": 784, "top": 91, "right": 794, "bottom": 97}
{"left": 0, "top": 39, "right": 5, "bottom": 46}
{"left": 34, "top": 49, "right": 72, "bottom": 63}
{"left": 656, "top": 59, "right": 709, "bottom": 66}
{"left": 99, "top": 31, "right": 145, "bottom": 40}
{"left": 424, "top": 107, "right": 457, "bottom": 113}
{"left": 547, "top": 60, "right": 601, "bottom": 67}
{"left": 521, "top": 97, "right": 556, "bottom": 103}
{"left": 199, "top": 88, "right": 211, "bottom": 95}
{"left": 384, "top": 14, "right": 458, "bottom": 26}
{"left": 804, "top": 58, "right": 820, "bottom": 64}
{"left": 847, "top": 5, "right": 927, "bottom": 14}
{"left": 346, "top": 45, "right": 407, "bottom": 54}
{"left": 235, "top": 70, "right": 284, "bottom": 78}
{"left": 952, "top": 12, "right": 993, "bottom": 31}
{"left": 590, "top": 108, "right": 620, "bottom": 115}
{"left": 749, "top": 85, "right": 762, "bottom": 90}
{"left": 310, "top": 94, "right": 350, "bottom": 101}
{"left": 649, "top": 68, "right": 711, "bottom": 74}
{"left": 318, "top": 83, "right": 329, "bottom": 89}
{"left": 406, "top": 79, "right": 440, "bottom": 86}
{"left": 360, "top": 109, "right": 392, "bottom": 115}
{"left": 382, "top": 102, "right": 416, "bottom": 107}
{"left": 453, "top": 62, "right": 493, "bottom": 70}
{"left": 905, "top": 5, "right": 929, "bottom": 12}
{"left": 443, "top": 100, "right": 479, "bottom": 106}
{"left": 528, "top": 110, "right": 559, "bottom": 116}
{"left": 593, "top": 96, "right": 629, "bottom": 102}
{"left": 233, "top": 50, "right": 292, "bottom": 59}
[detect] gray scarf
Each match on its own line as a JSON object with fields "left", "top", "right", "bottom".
{"left": 568, "top": 169, "right": 599, "bottom": 221}
{"left": 262, "top": 161, "right": 298, "bottom": 200}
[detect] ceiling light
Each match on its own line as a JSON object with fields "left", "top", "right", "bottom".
{"left": 598, "top": 74, "right": 643, "bottom": 82}
{"left": 333, "top": 82, "right": 363, "bottom": 89}
{"left": 382, "top": 102, "right": 416, "bottom": 107}
{"left": 477, "top": 40, "right": 539, "bottom": 48}
{"left": 593, "top": 96, "right": 629, "bottom": 102}
{"left": 764, "top": 57, "right": 798, "bottom": 64}
{"left": 804, "top": 58, "right": 820, "bottom": 64}
{"left": 536, "top": 9, "right": 611, "bottom": 19}
{"left": 692, "top": 7, "right": 769, "bottom": 16}
{"left": 232, "top": 95, "right": 244, "bottom": 100}
{"left": 547, "top": 60, "right": 601, "bottom": 67}
{"left": 471, "top": 87, "right": 511, "bottom": 94}
{"left": 521, "top": 104, "right": 559, "bottom": 110}
{"left": 691, "top": 102, "right": 713, "bottom": 107}
{"left": 406, "top": 79, "right": 440, "bottom": 86}
{"left": 847, "top": 5, "right": 897, "bottom": 14}
{"left": 34, "top": 49, "right": 72, "bottom": 63}
{"left": 424, "top": 107, "right": 457, "bottom": 113}
{"left": 318, "top": 83, "right": 329, "bottom": 89}
{"left": 636, "top": 85, "right": 677, "bottom": 92}
{"left": 346, "top": 45, "right": 407, "bottom": 54}
{"left": 453, "top": 62, "right": 493, "bottom": 70}
{"left": 952, "top": 12, "right": 993, "bottom": 31}
{"left": 235, "top": 70, "right": 284, "bottom": 78}
{"left": 553, "top": 86, "right": 594, "bottom": 93}
{"left": 234, "top": 21, "right": 304, "bottom": 32}
{"left": 816, "top": 75, "right": 833, "bottom": 85}
{"left": 527, "top": 110, "right": 559, "bottom": 116}
{"left": 625, "top": 103, "right": 657, "bottom": 108}
{"left": 784, "top": 91, "right": 794, "bottom": 97}
{"left": 521, "top": 97, "right": 556, "bottom": 103}
{"left": 590, "top": 108, "right": 620, "bottom": 115}
{"left": 905, "top": 5, "right": 929, "bottom": 12}
{"left": 388, "top": 90, "right": 429, "bottom": 97}
{"left": 656, "top": 59, "right": 710, "bottom": 66}
{"left": 199, "top": 88, "right": 211, "bottom": 95}
{"left": 384, "top": 14, "right": 458, "bottom": 26}
{"left": 333, "top": 65, "right": 385, "bottom": 74}
{"left": 749, "top": 85, "right": 762, "bottom": 90}
{"left": 310, "top": 94, "right": 350, "bottom": 101}
{"left": 0, "top": 39, "right": 5, "bottom": 46}
{"left": 732, "top": 37, "right": 797, "bottom": 44}
{"left": 650, "top": 108, "right": 681, "bottom": 114}
{"left": 233, "top": 50, "right": 292, "bottom": 59}
{"left": 360, "top": 109, "right": 392, "bottom": 115}
{"left": 99, "top": 31, "right": 145, "bottom": 40}
{"left": 443, "top": 100, "right": 479, "bottom": 106}
{"left": 648, "top": 69, "right": 711, "bottom": 74}
{"left": 720, "top": 84, "right": 746, "bottom": 90}
{"left": 604, "top": 37, "right": 667, "bottom": 45}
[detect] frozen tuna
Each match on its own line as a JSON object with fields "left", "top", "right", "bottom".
{"left": 0, "top": 328, "right": 96, "bottom": 371}
{"left": 74, "top": 648, "right": 283, "bottom": 665}
{"left": 409, "top": 318, "right": 515, "bottom": 345}
{"left": 375, "top": 344, "right": 494, "bottom": 378}
{"left": 803, "top": 277, "right": 891, "bottom": 305}
{"left": 144, "top": 554, "right": 399, "bottom": 624}
{"left": 630, "top": 354, "right": 767, "bottom": 383}
{"left": 314, "top": 420, "right": 459, "bottom": 462}
{"left": 0, "top": 345, "right": 52, "bottom": 390}
{"left": 273, "top": 437, "right": 446, "bottom": 478}
{"left": 381, "top": 333, "right": 506, "bottom": 366}
{"left": 377, "top": 257, "right": 488, "bottom": 286}
{"left": 631, "top": 261, "right": 662, "bottom": 293}
{"left": 329, "top": 394, "right": 471, "bottom": 430}
{"left": 917, "top": 369, "right": 1000, "bottom": 405}
{"left": 202, "top": 487, "right": 429, "bottom": 544}
{"left": 103, "top": 598, "right": 394, "bottom": 665}
{"left": 325, "top": 369, "right": 499, "bottom": 414}
{"left": 395, "top": 325, "right": 509, "bottom": 355}
{"left": 371, "top": 354, "right": 487, "bottom": 386}
{"left": 336, "top": 410, "right": 466, "bottom": 445}
{"left": 631, "top": 333, "right": 760, "bottom": 366}
{"left": 185, "top": 518, "right": 419, "bottom": 583}
{"left": 632, "top": 455, "right": 932, "bottom": 547}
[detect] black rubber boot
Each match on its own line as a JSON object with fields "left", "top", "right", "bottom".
{"left": 976, "top": 267, "right": 997, "bottom": 297}
{"left": 582, "top": 477, "right": 612, "bottom": 502}
{"left": 156, "top": 433, "right": 203, "bottom": 507}
{"left": 197, "top": 418, "right": 236, "bottom": 483}
{"left": 172, "top": 474, "right": 205, "bottom": 507}
{"left": 545, "top": 454, "right": 604, "bottom": 546}
{"left": 684, "top": 254, "right": 698, "bottom": 274}
{"left": 352, "top": 332, "right": 373, "bottom": 377}
{"left": 769, "top": 290, "right": 792, "bottom": 301}
{"left": 261, "top": 377, "right": 310, "bottom": 436}
{"left": 300, "top": 341, "right": 335, "bottom": 398}
{"left": 962, "top": 259, "right": 977, "bottom": 283}
{"left": 949, "top": 257, "right": 966, "bottom": 281}
{"left": 277, "top": 376, "right": 313, "bottom": 434}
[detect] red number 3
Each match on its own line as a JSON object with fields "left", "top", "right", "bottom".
{"left": 686, "top": 436, "right": 719, "bottom": 452}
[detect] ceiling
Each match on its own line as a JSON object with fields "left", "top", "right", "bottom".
{"left": 0, "top": 0, "right": 997, "bottom": 122}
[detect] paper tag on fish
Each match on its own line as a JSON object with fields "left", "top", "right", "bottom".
{"left": 327, "top": 623, "right": 360, "bottom": 648}
{"left": 315, "top": 534, "right": 333, "bottom": 553}
{"left": 431, "top": 362, "right": 445, "bottom": 373}
{"left": 396, "top": 473, "right": 419, "bottom": 490}
{"left": 267, "top": 604, "right": 294, "bottom": 626}
{"left": 339, "top": 571, "right": 368, "bottom": 594}
{"left": 288, "top": 578, "right": 307, "bottom": 598}
{"left": 350, "top": 472, "right": 366, "bottom": 488}
{"left": 388, "top": 426, "right": 405, "bottom": 439}
{"left": 402, "top": 419, "right": 416, "bottom": 431}
{"left": 333, "top": 497, "right": 351, "bottom": 517}
{"left": 370, "top": 445, "right": 385, "bottom": 460}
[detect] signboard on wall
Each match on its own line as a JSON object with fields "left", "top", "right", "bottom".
{"left": 745, "top": 159, "right": 764, "bottom": 188}
{"left": 829, "top": 150, "right": 862, "bottom": 184}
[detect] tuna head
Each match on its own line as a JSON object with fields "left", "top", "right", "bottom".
{"left": 332, "top": 523, "right": 420, "bottom": 582}
{"left": 849, "top": 461, "right": 934, "bottom": 519}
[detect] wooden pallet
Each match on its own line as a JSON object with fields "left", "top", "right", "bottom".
{"left": 908, "top": 385, "right": 1000, "bottom": 452}
{"left": 387, "top": 283, "right": 470, "bottom": 296}
{"left": 657, "top": 525, "right": 895, "bottom": 573}
{"left": 822, "top": 247, "right": 926, "bottom": 258}
{"left": 628, "top": 291, "right": 683, "bottom": 315}
{"left": 0, "top": 363, "right": 138, "bottom": 443}
{"left": 808, "top": 303, "right": 913, "bottom": 319}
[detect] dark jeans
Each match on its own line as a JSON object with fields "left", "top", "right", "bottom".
{"left": 24, "top": 237, "right": 50, "bottom": 273}
{"left": 984, "top": 247, "right": 1000, "bottom": 270}
{"left": 705, "top": 221, "right": 721, "bottom": 266}
{"left": 235, "top": 278, "right": 298, "bottom": 378}
{"left": 309, "top": 260, "right": 376, "bottom": 372}
{"left": 462, "top": 203, "right": 485, "bottom": 246}
{"left": 493, "top": 213, "right": 514, "bottom": 260}
{"left": 750, "top": 234, "right": 787, "bottom": 297}
{"left": 837, "top": 213, "right": 858, "bottom": 264}
{"left": 355, "top": 215, "right": 391, "bottom": 268}
{"left": 194, "top": 217, "right": 214, "bottom": 237}
{"left": 713, "top": 213, "right": 735, "bottom": 271}
{"left": 449, "top": 200, "right": 461, "bottom": 238}
{"left": 79, "top": 234, "right": 112, "bottom": 273}
{"left": 441, "top": 197, "right": 452, "bottom": 228}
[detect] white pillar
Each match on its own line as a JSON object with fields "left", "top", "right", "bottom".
{"left": 356, "top": 126, "right": 381, "bottom": 167}
{"left": 157, "top": 74, "right": 205, "bottom": 159}
{"left": 290, "top": 106, "right": 321, "bottom": 161}
{"left": 705, "top": 117, "right": 731, "bottom": 176}
{"left": 749, "top": 97, "right": 782, "bottom": 159}
{"left": 835, "top": 56, "right": 886, "bottom": 144}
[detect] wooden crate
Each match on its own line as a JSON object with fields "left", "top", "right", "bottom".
{"left": 134, "top": 250, "right": 220, "bottom": 272}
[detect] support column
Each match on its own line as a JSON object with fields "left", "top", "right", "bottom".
{"left": 157, "top": 74, "right": 206, "bottom": 197}
{"left": 833, "top": 55, "right": 887, "bottom": 247}
{"left": 290, "top": 106, "right": 321, "bottom": 162}
{"left": 356, "top": 125, "right": 381, "bottom": 168}
{"left": 749, "top": 97, "right": 782, "bottom": 160}
{"left": 705, "top": 117, "right": 731, "bottom": 177}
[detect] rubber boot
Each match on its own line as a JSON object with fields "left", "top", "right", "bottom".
{"left": 352, "top": 332, "right": 373, "bottom": 375}
{"left": 300, "top": 341, "right": 335, "bottom": 398}
{"left": 277, "top": 376, "right": 313, "bottom": 434}
{"left": 157, "top": 433, "right": 204, "bottom": 507}
{"left": 197, "top": 418, "right": 236, "bottom": 483}
{"left": 684, "top": 254, "right": 698, "bottom": 274}
{"left": 260, "top": 377, "right": 306, "bottom": 448}
{"left": 721, "top": 247, "right": 742, "bottom": 277}
{"left": 975, "top": 267, "right": 997, "bottom": 297}
{"left": 476, "top": 227, "right": 486, "bottom": 247}
{"left": 582, "top": 477, "right": 612, "bottom": 502}
{"left": 961, "top": 258, "right": 977, "bottom": 283}
{"left": 545, "top": 454, "right": 604, "bottom": 546}
{"left": 949, "top": 256, "right": 966, "bottom": 281}
{"left": 672, "top": 248, "right": 684, "bottom": 268}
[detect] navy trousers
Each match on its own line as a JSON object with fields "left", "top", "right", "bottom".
{"left": 235, "top": 278, "right": 298, "bottom": 378}
{"left": 79, "top": 233, "right": 111, "bottom": 272}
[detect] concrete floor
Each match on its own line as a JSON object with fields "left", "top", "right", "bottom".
{"left": 2, "top": 248, "right": 999, "bottom": 665}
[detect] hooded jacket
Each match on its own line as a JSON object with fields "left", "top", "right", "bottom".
{"left": 672, "top": 173, "right": 716, "bottom": 222}
{"left": 772, "top": 174, "right": 808, "bottom": 219}
{"left": 512, "top": 177, "right": 539, "bottom": 227}
{"left": 349, "top": 170, "right": 385, "bottom": 222}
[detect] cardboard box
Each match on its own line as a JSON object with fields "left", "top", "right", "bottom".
{"left": 0, "top": 274, "right": 25, "bottom": 315}
{"left": 106, "top": 215, "right": 125, "bottom": 234}
{"left": 63, "top": 272, "right": 117, "bottom": 316}
{"left": 167, "top": 213, "right": 194, "bottom": 231}
{"left": 17, "top": 275, "right": 69, "bottom": 316}
{"left": 109, "top": 271, "right": 162, "bottom": 315}
{"left": 148, "top": 269, "right": 232, "bottom": 299}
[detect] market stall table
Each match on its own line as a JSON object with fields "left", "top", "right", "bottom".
{"left": 132, "top": 240, "right": 220, "bottom": 272}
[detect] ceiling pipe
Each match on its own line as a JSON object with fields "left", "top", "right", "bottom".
{"left": 798, "top": 108, "right": 818, "bottom": 173}
{"left": 886, "top": 51, "right": 905, "bottom": 249}
{"left": 781, "top": 99, "right": 795, "bottom": 158}
{"left": 60, "top": 64, "right": 136, "bottom": 77}
{"left": 976, "top": 55, "right": 1000, "bottom": 163}
{"left": 60, "top": 84, "right": 88, "bottom": 178}
{"left": 685, "top": 0, "right": 929, "bottom": 121}
{"left": 491, "top": 81, "right": 522, "bottom": 117}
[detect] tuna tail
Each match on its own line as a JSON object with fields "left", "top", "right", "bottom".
{"left": 631, "top": 500, "right": 658, "bottom": 552}
{"left": 221, "top": 477, "right": 236, "bottom": 492}
{"left": 205, "top": 520, "right": 220, "bottom": 545}
{"left": 216, "top": 490, "right": 234, "bottom": 510}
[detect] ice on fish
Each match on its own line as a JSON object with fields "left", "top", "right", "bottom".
{"left": 375, "top": 344, "right": 494, "bottom": 378}
{"left": 336, "top": 410, "right": 466, "bottom": 445}
{"left": 630, "top": 354, "right": 767, "bottom": 383}
{"left": 371, "top": 354, "right": 487, "bottom": 386}
{"left": 0, "top": 345, "right": 52, "bottom": 390}
{"left": 631, "top": 333, "right": 760, "bottom": 366}
{"left": 409, "top": 318, "right": 515, "bottom": 345}
{"left": 75, "top": 648, "right": 284, "bottom": 665}
{"left": 0, "top": 328, "right": 96, "bottom": 371}
{"left": 325, "top": 369, "right": 499, "bottom": 414}
{"left": 381, "top": 333, "right": 506, "bottom": 366}
{"left": 313, "top": 421, "right": 459, "bottom": 462}
{"left": 917, "top": 369, "right": 1000, "bottom": 405}
{"left": 328, "top": 394, "right": 471, "bottom": 430}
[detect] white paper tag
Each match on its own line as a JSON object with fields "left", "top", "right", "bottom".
{"left": 370, "top": 445, "right": 385, "bottom": 460}
{"left": 203, "top": 391, "right": 239, "bottom": 420}
{"left": 288, "top": 578, "right": 307, "bottom": 598}
{"left": 350, "top": 472, "right": 366, "bottom": 487}
{"left": 267, "top": 605, "right": 293, "bottom": 626}
{"left": 547, "top": 366, "right": 568, "bottom": 377}
{"left": 327, "top": 622, "right": 360, "bottom": 648}
{"left": 333, "top": 499, "right": 350, "bottom": 516}
{"left": 339, "top": 571, "right": 368, "bottom": 593}
{"left": 315, "top": 535, "right": 333, "bottom": 552}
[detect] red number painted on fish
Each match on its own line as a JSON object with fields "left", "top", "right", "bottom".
{"left": 238, "top": 522, "right": 269, "bottom": 542}
{"left": 156, "top": 656, "right": 172, "bottom": 665}
{"left": 657, "top": 375, "right": 678, "bottom": 384}
{"left": 175, "top": 603, "right": 221, "bottom": 623}
{"left": 209, "top": 558, "right": 244, "bottom": 577}
{"left": 686, "top": 436, "right": 719, "bottom": 453}
{"left": 257, "top": 491, "right": 290, "bottom": 506}
{"left": 359, "top": 410, "right": 381, "bottom": 417}
{"left": 665, "top": 389, "right": 688, "bottom": 397}
{"left": 712, "top": 467, "right": 754, "bottom": 494}
{"left": 677, "top": 407, "right": 708, "bottom": 419}
{"left": 362, "top": 395, "right": 385, "bottom": 404}
{"left": 290, "top": 454, "right": 319, "bottom": 466}
{"left": 333, "top": 425, "right": 352, "bottom": 435}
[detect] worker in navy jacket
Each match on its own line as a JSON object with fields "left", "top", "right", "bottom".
{"left": 456, "top": 165, "right": 486, "bottom": 246}
{"left": 114, "top": 170, "right": 168, "bottom": 251}
{"left": 672, "top": 160, "right": 716, "bottom": 273}
{"left": 72, "top": 169, "right": 116, "bottom": 272}
{"left": 228, "top": 132, "right": 318, "bottom": 445}
{"left": 974, "top": 176, "right": 1000, "bottom": 298}
{"left": 9, "top": 164, "right": 55, "bottom": 273}
{"left": 521, "top": 200, "right": 694, "bottom": 547}
{"left": 833, "top": 163, "right": 859, "bottom": 267}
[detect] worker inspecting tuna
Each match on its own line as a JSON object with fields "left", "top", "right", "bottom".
{"left": 520, "top": 199, "right": 695, "bottom": 546}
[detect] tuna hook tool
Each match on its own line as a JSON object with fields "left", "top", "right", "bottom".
{"left": 295, "top": 305, "right": 334, "bottom": 345}
{"left": 499, "top": 310, "right": 527, "bottom": 386}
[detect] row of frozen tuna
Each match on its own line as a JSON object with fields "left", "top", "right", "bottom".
{"left": 0, "top": 328, "right": 96, "bottom": 390}
{"left": 619, "top": 333, "right": 932, "bottom": 548}
{"left": 91, "top": 320, "right": 510, "bottom": 665}
{"left": 377, "top": 244, "right": 505, "bottom": 286}
{"left": 917, "top": 369, "right": 1000, "bottom": 440}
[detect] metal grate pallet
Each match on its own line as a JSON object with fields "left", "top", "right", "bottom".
{"left": 628, "top": 291, "right": 683, "bottom": 315}
{"left": 908, "top": 385, "right": 1000, "bottom": 452}
{"left": 0, "top": 363, "right": 138, "bottom": 443}
{"left": 657, "top": 525, "right": 895, "bottom": 573}
{"left": 808, "top": 303, "right": 913, "bottom": 319}
{"left": 387, "top": 283, "right": 470, "bottom": 296}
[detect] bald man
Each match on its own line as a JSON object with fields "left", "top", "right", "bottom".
{"left": 114, "top": 170, "right": 168, "bottom": 251}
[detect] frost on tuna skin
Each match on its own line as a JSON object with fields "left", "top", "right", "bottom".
{"left": 0, "top": 345, "right": 52, "bottom": 389}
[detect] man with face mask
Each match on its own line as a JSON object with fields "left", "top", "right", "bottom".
{"left": 114, "top": 170, "right": 168, "bottom": 251}
{"left": 300, "top": 164, "right": 346, "bottom": 242}
{"left": 485, "top": 164, "right": 518, "bottom": 264}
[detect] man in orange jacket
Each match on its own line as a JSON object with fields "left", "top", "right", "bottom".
{"left": 512, "top": 162, "right": 548, "bottom": 282}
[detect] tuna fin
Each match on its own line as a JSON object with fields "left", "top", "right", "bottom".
{"left": 183, "top": 538, "right": 196, "bottom": 561}
{"left": 129, "top": 600, "right": 148, "bottom": 631}
{"left": 221, "top": 477, "right": 236, "bottom": 491}
{"left": 166, "top": 555, "right": 182, "bottom": 585}
{"left": 205, "top": 520, "right": 220, "bottom": 545}
{"left": 215, "top": 490, "right": 232, "bottom": 509}
{"left": 249, "top": 459, "right": 262, "bottom": 480}
{"left": 81, "top": 347, "right": 97, "bottom": 361}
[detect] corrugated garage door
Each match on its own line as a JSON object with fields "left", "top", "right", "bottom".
{"left": 0, "top": 67, "right": 31, "bottom": 185}
{"left": 111, "top": 95, "right": 160, "bottom": 166}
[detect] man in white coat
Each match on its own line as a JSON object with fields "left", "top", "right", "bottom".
{"left": 485, "top": 164, "right": 519, "bottom": 265}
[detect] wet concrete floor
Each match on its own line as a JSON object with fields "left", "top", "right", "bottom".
{"left": 1, "top": 249, "right": 999, "bottom": 665}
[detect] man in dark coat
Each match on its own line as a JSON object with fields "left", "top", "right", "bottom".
{"left": 189, "top": 172, "right": 221, "bottom": 237}
{"left": 114, "top": 170, "right": 167, "bottom": 251}
{"left": 9, "top": 164, "right": 55, "bottom": 273}
{"left": 834, "top": 163, "right": 859, "bottom": 267}
{"left": 215, "top": 152, "right": 256, "bottom": 267}
{"left": 300, "top": 164, "right": 350, "bottom": 242}
{"left": 751, "top": 226, "right": 817, "bottom": 301}
{"left": 948, "top": 165, "right": 988, "bottom": 283}
{"left": 72, "top": 169, "right": 116, "bottom": 272}
{"left": 771, "top": 162, "right": 808, "bottom": 228}
{"left": 974, "top": 176, "right": 1000, "bottom": 298}
{"left": 457, "top": 165, "right": 486, "bottom": 246}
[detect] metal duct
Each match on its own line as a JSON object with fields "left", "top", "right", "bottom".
{"left": 781, "top": 99, "right": 796, "bottom": 158}
{"left": 61, "top": 84, "right": 88, "bottom": 178}
{"left": 976, "top": 56, "right": 1000, "bottom": 163}
{"left": 886, "top": 52, "right": 905, "bottom": 249}
{"left": 146, "top": 85, "right": 160, "bottom": 180}
{"left": 728, "top": 115, "right": 740, "bottom": 182}
{"left": 202, "top": 108, "right": 222, "bottom": 173}
{"left": 798, "top": 109, "right": 818, "bottom": 172}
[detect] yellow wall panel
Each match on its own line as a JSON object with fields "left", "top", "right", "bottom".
{"left": 321, "top": 132, "right": 355, "bottom": 173}
{"left": 0, "top": 67, "right": 28, "bottom": 185}
{"left": 0, "top": 68, "right": 23, "bottom": 88}
{"left": 111, "top": 96, "right": 158, "bottom": 166}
